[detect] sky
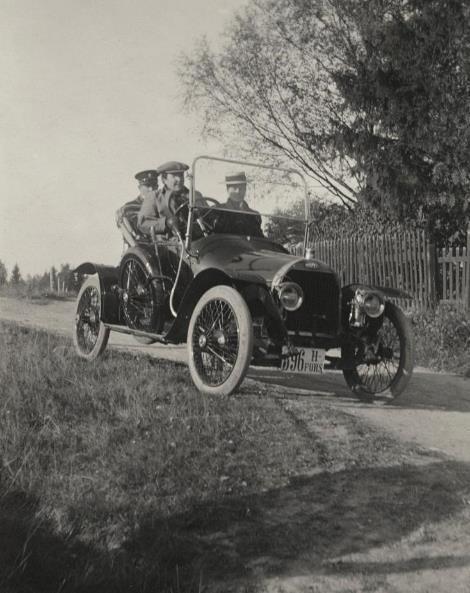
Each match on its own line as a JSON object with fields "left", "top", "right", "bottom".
{"left": 0, "top": 0, "right": 246, "bottom": 277}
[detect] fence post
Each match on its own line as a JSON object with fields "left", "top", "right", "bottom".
{"left": 467, "top": 224, "right": 470, "bottom": 311}
{"left": 426, "top": 236, "right": 438, "bottom": 308}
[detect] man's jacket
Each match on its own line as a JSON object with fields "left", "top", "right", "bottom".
{"left": 215, "top": 199, "right": 263, "bottom": 237}
{"left": 137, "top": 186, "right": 205, "bottom": 235}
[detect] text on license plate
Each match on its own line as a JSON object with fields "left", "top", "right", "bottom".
{"left": 280, "top": 347, "right": 326, "bottom": 374}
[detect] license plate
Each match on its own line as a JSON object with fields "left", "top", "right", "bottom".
{"left": 280, "top": 347, "right": 326, "bottom": 374}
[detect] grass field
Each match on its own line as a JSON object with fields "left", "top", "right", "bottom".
{"left": 1, "top": 321, "right": 470, "bottom": 593}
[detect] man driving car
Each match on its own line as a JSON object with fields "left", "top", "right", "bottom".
{"left": 137, "top": 161, "right": 205, "bottom": 237}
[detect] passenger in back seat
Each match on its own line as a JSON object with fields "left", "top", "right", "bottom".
{"left": 115, "top": 170, "right": 159, "bottom": 237}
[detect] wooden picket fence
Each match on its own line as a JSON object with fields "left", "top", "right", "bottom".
{"left": 299, "top": 228, "right": 470, "bottom": 310}
{"left": 437, "top": 244, "right": 469, "bottom": 306}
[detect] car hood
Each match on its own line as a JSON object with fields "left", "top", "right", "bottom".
{"left": 192, "top": 234, "right": 334, "bottom": 285}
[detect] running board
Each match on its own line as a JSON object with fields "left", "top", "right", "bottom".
{"left": 104, "top": 324, "right": 168, "bottom": 344}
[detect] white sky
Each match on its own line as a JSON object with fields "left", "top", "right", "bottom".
{"left": 0, "top": 0, "right": 246, "bottom": 277}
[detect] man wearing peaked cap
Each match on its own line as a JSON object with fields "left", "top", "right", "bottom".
{"left": 115, "top": 169, "right": 159, "bottom": 236}
{"left": 137, "top": 160, "right": 205, "bottom": 236}
{"left": 135, "top": 169, "right": 159, "bottom": 188}
{"left": 155, "top": 161, "right": 189, "bottom": 176}
{"left": 215, "top": 171, "right": 263, "bottom": 237}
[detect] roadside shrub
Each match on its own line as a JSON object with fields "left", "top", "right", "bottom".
{"left": 309, "top": 200, "right": 414, "bottom": 242}
{"left": 411, "top": 304, "right": 470, "bottom": 375}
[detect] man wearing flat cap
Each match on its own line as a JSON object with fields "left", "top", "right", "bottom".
{"left": 216, "top": 171, "right": 263, "bottom": 237}
{"left": 116, "top": 170, "right": 159, "bottom": 237}
{"left": 137, "top": 161, "right": 204, "bottom": 236}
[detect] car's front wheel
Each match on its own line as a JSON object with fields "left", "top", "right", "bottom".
{"left": 342, "top": 302, "right": 414, "bottom": 400}
{"left": 187, "top": 286, "right": 253, "bottom": 395}
{"left": 73, "top": 275, "right": 110, "bottom": 360}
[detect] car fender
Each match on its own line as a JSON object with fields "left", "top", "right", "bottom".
{"left": 74, "top": 262, "right": 120, "bottom": 323}
{"left": 342, "top": 283, "right": 412, "bottom": 302}
{"left": 166, "top": 267, "right": 271, "bottom": 343}
{"left": 165, "top": 268, "right": 233, "bottom": 343}
{"left": 120, "top": 245, "right": 163, "bottom": 280}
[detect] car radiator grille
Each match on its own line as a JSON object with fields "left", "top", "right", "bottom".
{"left": 285, "top": 270, "right": 341, "bottom": 338}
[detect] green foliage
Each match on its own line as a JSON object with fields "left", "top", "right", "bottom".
{"left": 266, "top": 197, "right": 415, "bottom": 244}
{"left": 0, "top": 263, "right": 80, "bottom": 298}
{"left": 0, "top": 259, "right": 7, "bottom": 286}
{"left": 0, "top": 322, "right": 320, "bottom": 591}
{"left": 180, "top": 0, "right": 470, "bottom": 244}
{"left": 331, "top": 0, "right": 470, "bottom": 244}
{"left": 178, "top": 0, "right": 359, "bottom": 207}
{"left": 264, "top": 198, "right": 306, "bottom": 244}
{"left": 10, "top": 263, "right": 22, "bottom": 285}
{"left": 412, "top": 305, "right": 470, "bottom": 375}
{"left": 308, "top": 199, "right": 413, "bottom": 242}
{"left": 2, "top": 324, "right": 470, "bottom": 591}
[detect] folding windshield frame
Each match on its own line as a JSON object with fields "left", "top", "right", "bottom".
{"left": 185, "top": 155, "right": 310, "bottom": 253}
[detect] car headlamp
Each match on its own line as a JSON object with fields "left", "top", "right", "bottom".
{"left": 355, "top": 289, "right": 385, "bottom": 318}
{"left": 277, "top": 282, "right": 304, "bottom": 311}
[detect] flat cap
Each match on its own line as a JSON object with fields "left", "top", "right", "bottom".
{"left": 225, "top": 171, "right": 247, "bottom": 185}
{"left": 135, "top": 170, "right": 159, "bottom": 188}
{"left": 156, "top": 161, "right": 189, "bottom": 175}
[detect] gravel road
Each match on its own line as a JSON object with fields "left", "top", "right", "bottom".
{"left": 1, "top": 295, "right": 469, "bottom": 461}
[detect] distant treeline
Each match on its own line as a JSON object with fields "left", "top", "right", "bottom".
{"left": 0, "top": 260, "right": 85, "bottom": 296}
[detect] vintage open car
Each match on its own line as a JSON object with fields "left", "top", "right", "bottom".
{"left": 73, "top": 156, "right": 414, "bottom": 398}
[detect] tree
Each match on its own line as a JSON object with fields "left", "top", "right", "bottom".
{"left": 59, "top": 263, "right": 74, "bottom": 292}
{"left": 329, "top": 0, "right": 470, "bottom": 244}
{"left": 10, "top": 263, "right": 22, "bottom": 285}
{"left": 0, "top": 260, "right": 7, "bottom": 286}
{"left": 179, "top": 0, "right": 360, "bottom": 207}
{"left": 180, "top": 0, "right": 470, "bottom": 243}
{"left": 50, "top": 266, "right": 57, "bottom": 288}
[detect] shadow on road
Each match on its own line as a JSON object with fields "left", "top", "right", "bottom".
{"left": 249, "top": 367, "right": 470, "bottom": 413}
{"left": 3, "top": 461, "right": 470, "bottom": 592}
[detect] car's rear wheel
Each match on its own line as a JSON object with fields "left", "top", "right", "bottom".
{"left": 342, "top": 302, "right": 414, "bottom": 400}
{"left": 73, "top": 275, "right": 110, "bottom": 360}
{"left": 120, "top": 255, "right": 163, "bottom": 333}
{"left": 188, "top": 286, "right": 253, "bottom": 395}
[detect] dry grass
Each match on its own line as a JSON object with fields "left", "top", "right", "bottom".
{"left": 1, "top": 321, "right": 470, "bottom": 593}
{"left": 411, "top": 304, "right": 470, "bottom": 376}
{"left": 0, "top": 322, "right": 320, "bottom": 591}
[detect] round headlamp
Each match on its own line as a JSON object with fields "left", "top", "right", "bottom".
{"left": 362, "top": 292, "right": 385, "bottom": 318}
{"left": 277, "top": 282, "right": 304, "bottom": 311}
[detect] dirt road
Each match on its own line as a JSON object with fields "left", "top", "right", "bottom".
{"left": 1, "top": 295, "right": 469, "bottom": 461}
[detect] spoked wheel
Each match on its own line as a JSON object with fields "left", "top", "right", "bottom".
{"left": 342, "top": 302, "right": 414, "bottom": 400}
{"left": 73, "top": 275, "right": 110, "bottom": 360}
{"left": 188, "top": 286, "right": 253, "bottom": 395}
{"left": 120, "top": 255, "right": 162, "bottom": 333}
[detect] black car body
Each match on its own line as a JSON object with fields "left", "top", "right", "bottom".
{"left": 73, "top": 156, "right": 414, "bottom": 398}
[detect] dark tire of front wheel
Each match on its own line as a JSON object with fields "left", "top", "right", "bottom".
{"left": 187, "top": 286, "right": 253, "bottom": 396}
{"left": 73, "top": 275, "right": 110, "bottom": 360}
{"left": 342, "top": 302, "right": 414, "bottom": 400}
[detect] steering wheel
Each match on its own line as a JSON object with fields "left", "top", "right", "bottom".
{"left": 194, "top": 198, "right": 222, "bottom": 233}
{"left": 168, "top": 199, "right": 209, "bottom": 240}
{"left": 168, "top": 195, "right": 222, "bottom": 238}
